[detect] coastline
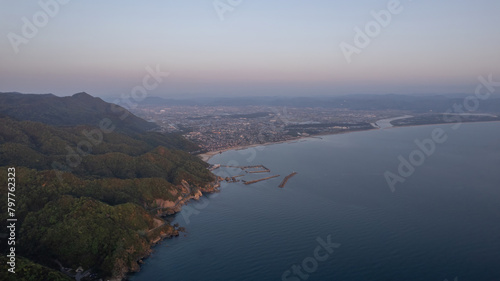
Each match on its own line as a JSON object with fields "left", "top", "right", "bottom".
{"left": 127, "top": 120, "right": 500, "bottom": 281}
{"left": 131, "top": 119, "right": 500, "bottom": 280}
{"left": 197, "top": 119, "right": 500, "bottom": 162}
{"left": 197, "top": 127, "right": 380, "bottom": 163}
{"left": 197, "top": 134, "right": 337, "bottom": 163}
{"left": 197, "top": 139, "right": 304, "bottom": 162}
{"left": 124, "top": 181, "right": 220, "bottom": 280}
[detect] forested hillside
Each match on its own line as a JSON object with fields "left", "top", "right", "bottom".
{"left": 0, "top": 93, "right": 215, "bottom": 280}
{"left": 0, "top": 92, "right": 157, "bottom": 134}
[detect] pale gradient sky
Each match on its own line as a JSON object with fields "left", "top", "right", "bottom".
{"left": 1, "top": 0, "right": 499, "bottom": 98}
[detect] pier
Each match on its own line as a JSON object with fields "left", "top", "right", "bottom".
{"left": 244, "top": 174, "right": 280, "bottom": 185}
{"left": 279, "top": 172, "right": 298, "bottom": 188}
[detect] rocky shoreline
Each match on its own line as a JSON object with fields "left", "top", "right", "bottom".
{"left": 117, "top": 179, "right": 221, "bottom": 281}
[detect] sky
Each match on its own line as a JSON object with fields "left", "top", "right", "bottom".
{"left": 1, "top": 0, "right": 499, "bottom": 99}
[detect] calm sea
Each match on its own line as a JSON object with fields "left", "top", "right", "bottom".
{"left": 130, "top": 122, "right": 500, "bottom": 281}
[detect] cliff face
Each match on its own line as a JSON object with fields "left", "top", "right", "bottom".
{"left": 110, "top": 221, "right": 179, "bottom": 281}
{"left": 153, "top": 179, "right": 218, "bottom": 215}
{"left": 110, "top": 179, "right": 220, "bottom": 281}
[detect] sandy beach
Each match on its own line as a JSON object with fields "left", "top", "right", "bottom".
{"left": 197, "top": 140, "right": 300, "bottom": 162}
{"left": 196, "top": 129, "right": 368, "bottom": 163}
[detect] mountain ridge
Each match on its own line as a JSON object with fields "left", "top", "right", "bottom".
{"left": 0, "top": 92, "right": 158, "bottom": 134}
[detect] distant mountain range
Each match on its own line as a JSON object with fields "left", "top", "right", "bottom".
{"left": 134, "top": 94, "right": 500, "bottom": 113}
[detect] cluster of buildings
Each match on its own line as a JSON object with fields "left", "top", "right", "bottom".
{"left": 133, "top": 105, "right": 404, "bottom": 152}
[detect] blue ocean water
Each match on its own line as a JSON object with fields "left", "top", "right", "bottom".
{"left": 130, "top": 122, "right": 500, "bottom": 281}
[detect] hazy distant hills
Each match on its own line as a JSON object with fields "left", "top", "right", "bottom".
{"left": 0, "top": 92, "right": 157, "bottom": 133}
{"left": 136, "top": 94, "right": 500, "bottom": 113}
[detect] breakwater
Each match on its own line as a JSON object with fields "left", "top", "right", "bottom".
{"left": 278, "top": 172, "right": 298, "bottom": 188}
{"left": 243, "top": 175, "right": 280, "bottom": 185}
{"left": 221, "top": 164, "right": 269, "bottom": 170}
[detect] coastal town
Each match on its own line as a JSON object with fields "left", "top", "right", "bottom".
{"left": 132, "top": 103, "right": 500, "bottom": 155}
{"left": 131, "top": 102, "right": 500, "bottom": 192}
{"left": 132, "top": 105, "right": 407, "bottom": 153}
